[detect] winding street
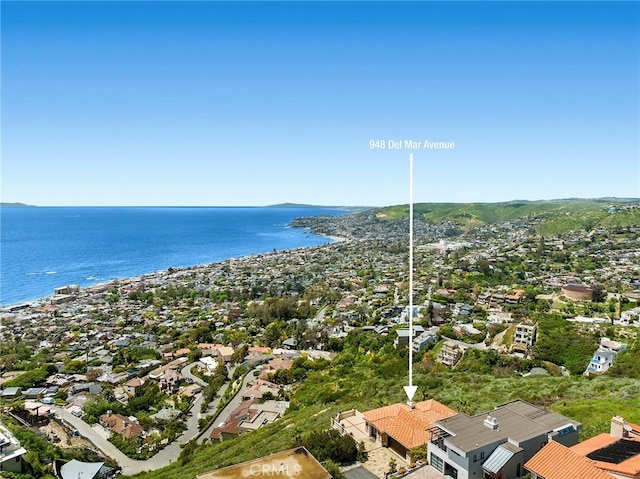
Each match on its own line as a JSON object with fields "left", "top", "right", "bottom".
{"left": 51, "top": 362, "right": 231, "bottom": 475}
{"left": 197, "top": 366, "right": 258, "bottom": 444}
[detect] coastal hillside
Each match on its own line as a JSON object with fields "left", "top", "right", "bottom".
{"left": 294, "top": 198, "right": 640, "bottom": 238}
{"left": 377, "top": 198, "right": 639, "bottom": 229}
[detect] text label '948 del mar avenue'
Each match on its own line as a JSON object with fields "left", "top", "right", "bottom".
{"left": 369, "top": 139, "right": 456, "bottom": 150}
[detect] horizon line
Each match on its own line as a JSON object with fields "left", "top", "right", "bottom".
{"left": 2, "top": 196, "right": 640, "bottom": 209}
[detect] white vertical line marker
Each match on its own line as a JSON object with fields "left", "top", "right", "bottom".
{"left": 409, "top": 153, "right": 414, "bottom": 387}
{"left": 404, "top": 154, "right": 417, "bottom": 404}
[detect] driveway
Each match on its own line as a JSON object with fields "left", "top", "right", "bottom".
{"left": 197, "top": 366, "right": 258, "bottom": 443}
{"left": 181, "top": 362, "right": 209, "bottom": 387}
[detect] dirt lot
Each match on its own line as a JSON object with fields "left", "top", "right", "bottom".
{"left": 39, "top": 419, "right": 94, "bottom": 449}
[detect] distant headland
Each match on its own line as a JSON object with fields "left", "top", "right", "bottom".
{"left": 0, "top": 202, "right": 35, "bottom": 208}
{"left": 266, "top": 202, "right": 371, "bottom": 211}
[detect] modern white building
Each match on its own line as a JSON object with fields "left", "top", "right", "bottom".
{"left": 0, "top": 420, "right": 27, "bottom": 473}
{"left": 427, "top": 400, "right": 581, "bottom": 479}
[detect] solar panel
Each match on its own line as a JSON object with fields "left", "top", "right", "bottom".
{"left": 587, "top": 439, "right": 640, "bottom": 464}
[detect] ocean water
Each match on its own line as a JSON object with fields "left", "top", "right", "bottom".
{"left": 0, "top": 206, "right": 347, "bottom": 306}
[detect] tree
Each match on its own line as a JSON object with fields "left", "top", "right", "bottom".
{"left": 323, "top": 460, "right": 346, "bottom": 479}
{"left": 592, "top": 284, "right": 606, "bottom": 303}
{"left": 301, "top": 429, "right": 358, "bottom": 464}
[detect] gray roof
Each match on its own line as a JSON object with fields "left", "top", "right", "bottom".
{"left": 60, "top": 459, "right": 104, "bottom": 479}
{"left": 436, "top": 400, "right": 581, "bottom": 453}
{"left": 1, "top": 387, "right": 21, "bottom": 395}
{"left": 24, "top": 387, "right": 47, "bottom": 394}
{"left": 344, "top": 466, "right": 379, "bottom": 479}
{"left": 482, "top": 442, "right": 522, "bottom": 474}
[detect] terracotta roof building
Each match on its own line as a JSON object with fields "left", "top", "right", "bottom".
{"left": 526, "top": 416, "right": 640, "bottom": 479}
{"left": 210, "top": 400, "right": 258, "bottom": 441}
{"left": 362, "top": 399, "right": 457, "bottom": 462}
{"left": 525, "top": 440, "right": 615, "bottom": 479}
{"left": 570, "top": 416, "right": 640, "bottom": 478}
{"left": 99, "top": 413, "right": 144, "bottom": 440}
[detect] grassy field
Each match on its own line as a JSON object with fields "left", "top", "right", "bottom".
{"left": 374, "top": 199, "right": 640, "bottom": 234}
{"left": 133, "top": 354, "right": 640, "bottom": 479}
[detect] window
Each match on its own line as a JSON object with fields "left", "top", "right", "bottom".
{"left": 431, "top": 453, "right": 444, "bottom": 473}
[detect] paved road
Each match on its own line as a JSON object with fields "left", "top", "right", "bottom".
{"left": 50, "top": 363, "right": 234, "bottom": 475}
{"left": 181, "top": 362, "right": 208, "bottom": 387}
{"left": 197, "top": 367, "right": 258, "bottom": 444}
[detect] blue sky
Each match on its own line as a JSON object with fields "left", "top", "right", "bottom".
{"left": 2, "top": 1, "right": 639, "bottom": 206}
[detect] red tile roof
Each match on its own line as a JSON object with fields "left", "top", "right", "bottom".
{"left": 363, "top": 399, "right": 457, "bottom": 449}
{"left": 525, "top": 440, "right": 615, "bottom": 479}
{"left": 571, "top": 432, "right": 640, "bottom": 477}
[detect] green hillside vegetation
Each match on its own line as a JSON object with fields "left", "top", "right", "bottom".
{"left": 532, "top": 314, "right": 600, "bottom": 375}
{"left": 374, "top": 199, "right": 640, "bottom": 235}
{"left": 607, "top": 337, "right": 640, "bottom": 379}
{"left": 133, "top": 329, "right": 640, "bottom": 479}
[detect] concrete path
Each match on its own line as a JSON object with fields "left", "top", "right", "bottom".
{"left": 403, "top": 465, "right": 444, "bottom": 479}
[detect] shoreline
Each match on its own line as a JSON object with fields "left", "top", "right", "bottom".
{"left": 0, "top": 231, "right": 351, "bottom": 310}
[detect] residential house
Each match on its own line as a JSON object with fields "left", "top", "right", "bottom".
{"left": 199, "top": 356, "right": 219, "bottom": 373}
{"left": 259, "top": 358, "right": 294, "bottom": 380}
{"left": 123, "top": 378, "right": 145, "bottom": 397}
{"left": 513, "top": 322, "right": 537, "bottom": 348}
{"left": 587, "top": 348, "right": 617, "bottom": 375}
{"left": 0, "top": 387, "right": 22, "bottom": 401}
{"left": 569, "top": 416, "right": 640, "bottom": 478}
{"left": 524, "top": 440, "right": 615, "bottom": 479}
{"left": 69, "top": 383, "right": 102, "bottom": 396}
{"left": 620, "top": 307, "right": 640, "bottom": 325}
{"left": 99, "top": 413, "right": 144, "bottom": 440}
{"left": 159, "top": 369, "right": 182, "bottom": 394}
{"left": 453, "top": 323, "right": 481, "bottom": 336}
{"left": 0, "top": 420, "right": 27, "bottom": 473}
{"left": 437, "top": 340, "right": 468, "bottom": 367}
{"left": 427, "top": 400, "right": 581, "bottom": 479}
{"left": 147, "top": 357, "right": 187, "bottom": 380}
{"left": 393, "top": 325, "right": 425, "bottom": 349}
{"left": 505, "top": 290, "right": 524, "bottom": 304}
{"left": 242, "top": 379, "right": 280, "bottom": 401}
{"left": 413, "top": 330, "right": 437, "bottom": 352}
{"left": 23, "top": 387, "right": 47, "bottom": 400}
{"left": 600, "top": 337, "right": 628, "bottom": 354}
{"left": 210, "top": 399, "right": 258, "bottom": 441}
{"left": 332, "top": 399, "right": 457, "bottom": 463}
{"left": 180, "top": 383, "right": 203, "bottom": 399}
{"left": 175, "top": 348, "right": 191, "bottom": 358}
{"left": 526, "top": 416, "right": 640, "bottom": 479}
{"left": 282, "top": 338, "right": 298, "bottom": 350}
{"left": 585, "top": 338, "right": 628, "bottom": 375}
{"left": 216, "top": 345, "right": 234, "bottom": 362}
{"left": 58, "top": 460, "right": 113, "bottom": 479}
